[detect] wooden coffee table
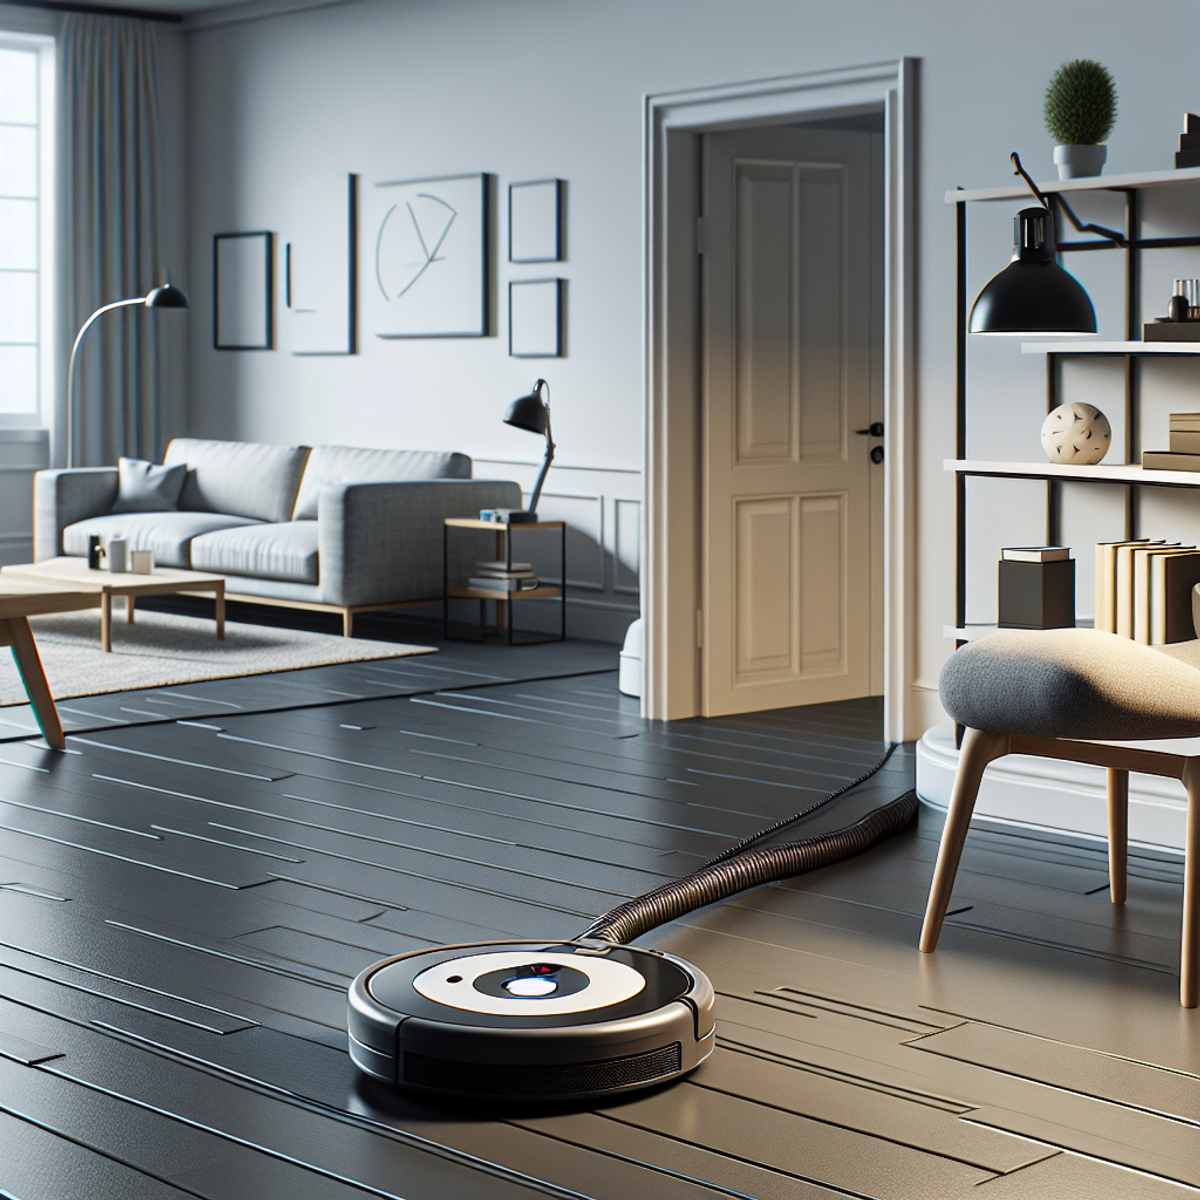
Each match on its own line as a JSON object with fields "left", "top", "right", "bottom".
{"left": 0, "top": 578, "right": 103, "bottom": 749}
{"left": 1, "top": 558, "right": 225, "bottom": 653}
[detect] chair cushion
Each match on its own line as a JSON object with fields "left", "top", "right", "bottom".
{"left": 191, "top": 521, "right": 319, "bottom": 585}
{"left": 111, "top": 456, "right": 186, "bottom": 513}
{"left": 63, "top": 511, "right": 261, "bottom": 570}
{"left": 163, "top": 438, "right": 310, "bottom": 524}
{"left": 292, "top": 445, "right": 471, "bottom": 520}
{"left": 939, "top": 628, "right": 1200, "bottom": 740}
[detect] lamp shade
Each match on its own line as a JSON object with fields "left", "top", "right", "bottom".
{"left": 504, "top": 386, "right": 549, "bottom": 435}
{"left": 144, "top": 283, "right": 189, "bottom": 309}
{"left": 970, "top": 207, "right": 1096, "bottom": 335}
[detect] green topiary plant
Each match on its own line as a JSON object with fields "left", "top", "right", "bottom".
{"left": 1044, "top": 59, "right": 1117, "bottom": 145}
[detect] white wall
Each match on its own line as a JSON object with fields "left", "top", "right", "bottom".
{"left": 184, "top": 0, "right": 1200, "bottom": 661}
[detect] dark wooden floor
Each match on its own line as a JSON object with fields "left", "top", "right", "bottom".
{"left": 0, "top": 625, "right": 1196, "bottom": 1198}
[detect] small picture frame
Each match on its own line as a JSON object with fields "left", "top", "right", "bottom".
{"left": 214, "top": 231, "right": 274, "bottom": 350}
{"left": 509, "top": 179, "right": 563, "bottom": 263}
{"left": 509, "top": 278, "right": 564, "bottom": 357}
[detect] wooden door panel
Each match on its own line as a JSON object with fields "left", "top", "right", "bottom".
{"left": 703, "top": 126, "right": 877, "bottom": 716}
{"left": 735, "top": 167, "right": 794, "bottom": 464}
{"left": 732, "top": 493, "right": 847, "bottom": 687}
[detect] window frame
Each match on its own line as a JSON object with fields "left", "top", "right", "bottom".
{"left": 0, "top": 31, "right": 56, "bottom": 430}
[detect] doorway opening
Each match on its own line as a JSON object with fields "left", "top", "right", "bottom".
{"left": 643, "top": 61, "right": 918, "bottom": 742}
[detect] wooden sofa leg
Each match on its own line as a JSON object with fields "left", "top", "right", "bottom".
{"left": 920, "top": 727, "right": 1010, "bottom": 954}
{"left": 1107, "top": 768, "right": 1129, "bottom": 905}
{"left": 1181, "top": 760, "right": 1200, "bottom": 1008}
{"left": 343, "top": 609, "right": 353, "bottom": 638}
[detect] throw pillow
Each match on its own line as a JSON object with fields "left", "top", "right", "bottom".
{"left": 111, "top": 456, "right": 187, "bottom": 513}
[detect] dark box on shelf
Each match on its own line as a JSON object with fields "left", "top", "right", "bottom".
{"left": 998, "top": 559, "right": 1075, "bottom": 629}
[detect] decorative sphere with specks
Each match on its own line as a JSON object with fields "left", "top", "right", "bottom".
{"left": 1040, "top": 402, "right": 1111, "bottom": 465}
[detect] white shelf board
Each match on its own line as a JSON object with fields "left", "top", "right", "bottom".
{"left": 1021, "top": 340, "right": 1200, "bottom": 355}
{"left": 945, "top": 165, "right": 1200, "bottom": 205}
{"left": 945, "top": 621, "right": 1093, "bottom": 641}
{"left": 947, "top": 459, "right": 1200, "bottom": 486}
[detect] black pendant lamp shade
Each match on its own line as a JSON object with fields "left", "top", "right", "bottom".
{"left": 970, "top": 207, "right": 1096, "bottom": 336}
{"left": 144, "top": 283, "right": 190, "bottom": 309}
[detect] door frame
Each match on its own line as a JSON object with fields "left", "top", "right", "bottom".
{"left": 642, "top": 59, "right": 919, "bottom": 741}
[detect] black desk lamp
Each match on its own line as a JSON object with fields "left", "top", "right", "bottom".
{"left": 495, "top": 378, "right": 555, "bottom": 524}
{"left": 66, "top": 283, "right": 189, "bottom": 468}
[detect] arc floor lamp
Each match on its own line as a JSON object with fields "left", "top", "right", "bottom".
{"left": 66, "top": 283, "right": 189, "bottom": 468}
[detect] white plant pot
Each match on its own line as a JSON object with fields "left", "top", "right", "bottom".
{"left": 1054, "top": 143, "right": 1107, "bottom": 180}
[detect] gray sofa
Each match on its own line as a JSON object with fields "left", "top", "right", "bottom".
{"left": 34, "top": 438, "right": 521, "bottom": 635}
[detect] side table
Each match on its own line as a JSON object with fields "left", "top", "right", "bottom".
{"left": 443, "top": 518, "right": 566, "bottom": 644}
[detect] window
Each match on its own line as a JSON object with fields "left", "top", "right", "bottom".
{"left": 0, "top": 34, "right": 54, "bottom": 427}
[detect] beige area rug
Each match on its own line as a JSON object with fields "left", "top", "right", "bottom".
{"left": 0, "top": 608, "right": 434, "bottom": 706}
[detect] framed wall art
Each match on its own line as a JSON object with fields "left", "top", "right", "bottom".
{"left": 368, "top": 173, "right": 489, "bottom": 338}
{"left": 509, "top": 277, "right": 564, "bottom": 357}
{"left": 287, "top": 173, "right": 358, "bottom": 355}
{"left": 509, "top": 179, "right": 563, "bottom": 263}
{"left": 213, "top": 231, "right": 274, "bottom": 350}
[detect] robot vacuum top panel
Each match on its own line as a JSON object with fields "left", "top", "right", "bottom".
{"left": 365, "top": 941, "right": 697, "bottom": 1030}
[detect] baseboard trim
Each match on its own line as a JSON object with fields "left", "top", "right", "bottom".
{"left": 916, "top": 722, "right": 1188, "bottom": 852}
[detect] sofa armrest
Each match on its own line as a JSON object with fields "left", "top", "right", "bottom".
{"left": 33, "top": 468, "right": 119, "bottom": 561}
{"left": 317, "top": 478, "right": 523, "bottom": 607}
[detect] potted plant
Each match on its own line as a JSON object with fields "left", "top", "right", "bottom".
{"left": 1044, "top": 59, "right": 1117, "bottom": 179}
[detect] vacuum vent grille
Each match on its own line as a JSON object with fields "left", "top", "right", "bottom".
{"left": 403, "top": 1043, "right": 682, "bottom": 1097}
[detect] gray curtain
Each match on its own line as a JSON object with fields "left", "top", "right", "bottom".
{"left": 61, "top": 12, "right": 165, "bottom": 467}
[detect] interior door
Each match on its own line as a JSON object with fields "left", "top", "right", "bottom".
{"left": 701, "top": 125, "right": 881, "bottom": 716}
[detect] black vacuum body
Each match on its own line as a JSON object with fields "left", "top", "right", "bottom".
{"left": 348, "top": 939, "right": 715, "bottom": 1101}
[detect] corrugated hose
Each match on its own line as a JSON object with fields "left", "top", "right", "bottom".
{"left": 579, "top": 745, "right": 918, "bottom": 945}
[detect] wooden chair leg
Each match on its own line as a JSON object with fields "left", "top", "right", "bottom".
{"left": 920, "top": 727, "right": 1010, "bottom": 953}
{"left": 1181, "top": 761, "right": 1200, "bottom": 1008}
{"left": 1107, "top": 767, "right": 1128, "bottom": 905}
{"left": 3, "top": 617, "right": 64, "bottom": 750}
{"left": 343, "top": 609, "right": 353, "bottom": 638}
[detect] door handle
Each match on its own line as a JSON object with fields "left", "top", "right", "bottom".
{"left": 855, "top": 423, "right": 885, "bottom": 437}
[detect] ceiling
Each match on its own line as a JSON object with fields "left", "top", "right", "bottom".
{"left": 54, "top": 0, "right": 267, "bottom": 13}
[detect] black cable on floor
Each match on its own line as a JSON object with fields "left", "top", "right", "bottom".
{"left": 578, "top": 742, "right": 916, "bottom": 945}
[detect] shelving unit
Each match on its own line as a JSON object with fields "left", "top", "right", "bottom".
{"left": 950, "top": 166, "right": 1200, "bottom": 641}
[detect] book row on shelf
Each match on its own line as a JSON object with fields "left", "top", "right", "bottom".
{"left": 1095, "top": 539, "right": 1200, "bottom": 644}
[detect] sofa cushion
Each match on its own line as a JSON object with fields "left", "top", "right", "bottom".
{"left": 191, "top": 521, "right": 319, "bottom": 585}
{"left": 292, "top": 445, "right": 471, "bottom": 520}
{"left": 163, "top": 438, "right": 310, "bottom": 524}
{"left": 112, "top": 456, "right": 186, "bottom": 513}
{"left": 63, "top": 511, "right": 261, "bottom": 570}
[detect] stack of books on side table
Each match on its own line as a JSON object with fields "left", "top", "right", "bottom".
{"left": 998, "top": 546, "right": 1075, "bottom": 629}
{"left": 1095, "top": 538, "right": 1200, "bottom": 643}
{"left": 468, "top": 560, "right": 541, "bottom": 592}
{"left": 1142, "top": 413, "right": 1200, "bottom": 470}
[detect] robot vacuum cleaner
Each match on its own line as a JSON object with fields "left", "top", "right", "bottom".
{"left": 348, "top": 938, "right": 716, "bottom": 1101}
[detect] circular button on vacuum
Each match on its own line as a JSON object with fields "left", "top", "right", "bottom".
{"left": 504, "top": 975, "right": 557, "bottom": 997}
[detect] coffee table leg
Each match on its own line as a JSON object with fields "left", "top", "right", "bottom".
{"left": 127, "top": 595, "right": 136, "bottom": 624}
{"left": 101, "top": 591, "right": 112, "bottom": 652}
{"left": 215, "top": 584, "right": 225, "bottom": 640}
{"left": 2, "top": 617, "right": 64, "bottom": 750}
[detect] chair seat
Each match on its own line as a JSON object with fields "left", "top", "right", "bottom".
{"left": 939, "top": 628, "right": 1200, "bottom": 741}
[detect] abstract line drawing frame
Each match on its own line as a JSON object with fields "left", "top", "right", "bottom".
{"left": 287, "top": 173, "right": 359, "bottom": 356}
{"left": 509, "top": 179, "right": 564, "bottom": 263}
{"left": 213, "top": 231, "right": 274, "bottom": 350}
{"left": 509, "top": 278, "right": 564, "bottom": 358}
{"left": 369, "top": 173, "right": 489, "bottom": 338}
